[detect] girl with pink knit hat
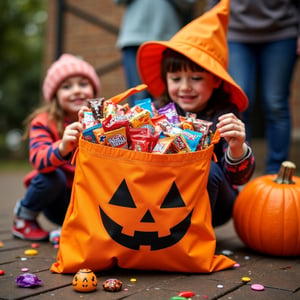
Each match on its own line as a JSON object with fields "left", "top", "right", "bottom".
{"left": 12, "top": 54, "right": 100, "bottom": 241}
{"left": 137, "top": 0, "right": 255, "bottom": 226}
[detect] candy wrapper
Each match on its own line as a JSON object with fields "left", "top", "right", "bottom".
{"left": 15, "top": 273, "right": 42, "bottom": 288}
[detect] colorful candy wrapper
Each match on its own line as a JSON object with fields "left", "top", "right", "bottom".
{"left": 134, "top": 98, "right": 154, "bottom": 117}
{"left": 129, "top": 110, "right": 155, "bottom": 134}
{"left": 103, "top": 100, "right": 118, "bottom": 118}
{"left": 157, "top": 102, "right": 180, "bottom": 124}
{"left": 82, "top": 123, "right": 102, "bottom": 143}
{"left": 15, "top": 273, "right": 42, "bottom": 288}
{"left": 88, "top": 97, "right": 105, "bottom": 120}
{"left": 93, "top": 126, "right": 106, "bottom": 144}
{"left": 152, "top": 137, "right": 174, "bottom": 154}
{"left": 181, "top": 129, "right": 203, "bottom": 152}
{"left": 81, "top": 111, "right": 98, "bottom": 129}
{"left": 171, "top": 134, "right": 191, "bottom": 153}
{"left": 105, "top": 127, "right": 128, "bottom": 149}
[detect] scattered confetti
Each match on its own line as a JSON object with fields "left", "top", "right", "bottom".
{"left": 20, "top": 257, "right": 27, "bottom": 261}
{"left": 24, "top": 249, "right": 38, "bottom": 256}
{"left": 202, "top": 296, "right": 209, "bottom": 299}
{"left": 233, "top": 263, "right": 240, "bottom": 268}
{"left": 251, "top": 283, "right": 264, "bottom": 291}
{"left": 15, "top": 273, "right": 42, "bottom": 287}
{"left": 217, "top": 284, "right": 224, "bottom": 288}
{"left": 222, "top": 249, "right": 233, "bottom": 256}
{"left": 241, "top": 276, "right": 251, "bottom": 283}
{"left": 178, "top": 291, "right": 195, "bottom": 297}
{"left": 31, "top": 243, "right": 39, "bottom": 248}
{"left": 0, "top": 241, "right": 3, "bottom": 248}
{"left": 244, "top": 255, "right": 250, "bottom": 260}
{"left": 21, "top": 268, "right": 29, "bottom": 272}
{"left": 130, "top": 278, "right": 137, "bottom": 282}
{"left": 280, "top": 265, "right": 292, "bottom": 270}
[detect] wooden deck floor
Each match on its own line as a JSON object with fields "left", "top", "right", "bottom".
{"left": 1, "top": 138, "right": 300, "bottom": 299}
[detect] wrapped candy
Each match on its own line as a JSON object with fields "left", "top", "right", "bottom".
{"left": 15, "top": 273, "right": 42, "bottom": 287}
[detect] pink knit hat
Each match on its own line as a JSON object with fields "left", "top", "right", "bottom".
{"left": 42, "top": 54, "right": 100, "bottom": 102}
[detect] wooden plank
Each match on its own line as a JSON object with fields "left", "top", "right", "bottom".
{"left": 217, "top": 283, "right": 296, "bottom": 300}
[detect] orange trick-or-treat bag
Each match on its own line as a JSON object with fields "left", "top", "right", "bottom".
{"left": 51, "top": 127, "right": 235, "bottom": 274}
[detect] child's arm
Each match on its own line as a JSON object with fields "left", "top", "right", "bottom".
{"left": 216, "top": 112, "right": 255, "bottom": 185}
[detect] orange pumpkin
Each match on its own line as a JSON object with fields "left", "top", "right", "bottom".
{"left": 233, "top": 161, "right": 300, "bottom": 256}
{"left": 72, "top": 268, "right": 97, "bottom": 292}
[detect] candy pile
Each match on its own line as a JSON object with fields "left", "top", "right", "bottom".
{"left": 81, "top": 98, "right": 213, "bottom": 154}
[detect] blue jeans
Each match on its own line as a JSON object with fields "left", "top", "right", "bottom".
{"left": 207, "top": 162, "right": 238, "bottom": 227}
{"left": 122, "top": 46, "right": 153, "bottom": 106}
{"left": 228, "top": 38, "right": 297, "bottom": 174}
{"left": 18, "top": 169, "right": 71, "bottom": 225}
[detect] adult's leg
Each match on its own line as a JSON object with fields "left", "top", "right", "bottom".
{"left": 259, "top": 38, "right": 297, "bottom": 174}
{"left": 228, "top": 41, "right": 257, "bottom": 141}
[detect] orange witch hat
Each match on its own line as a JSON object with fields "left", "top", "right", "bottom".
{"left": 137, "top": 0, "right": 248, "bottom": 112}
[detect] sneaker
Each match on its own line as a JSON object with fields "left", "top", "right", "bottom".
{"left": 12, "top": 218, "right": 49, "bottom": 241}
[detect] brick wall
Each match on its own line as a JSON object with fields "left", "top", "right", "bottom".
{"left": 44, "top": 0, "right": 300, "bottom": 137}
{"left": 44, "top": 0, "right": 126, "bottom": 99}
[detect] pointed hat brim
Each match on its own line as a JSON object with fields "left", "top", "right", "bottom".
{"left": 137, "top": 0, "right": 248, "bottom": 112}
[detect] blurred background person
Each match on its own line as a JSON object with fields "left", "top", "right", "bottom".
{"left": 113, "top": 0, "right": 196, "bottom": 106}
{"left": 207, "top": 0, "right": 300, "bottom": 174}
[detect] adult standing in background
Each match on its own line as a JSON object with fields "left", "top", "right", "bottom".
{"left": 207, "top": 0, "right": 300, "bottom": 174}
{"left": 113, "top": 0, "right": 196, "bottom": 106}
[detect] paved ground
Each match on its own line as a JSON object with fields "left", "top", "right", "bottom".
{"left": 0, "top": 138, "right": 300, "bottom": 299}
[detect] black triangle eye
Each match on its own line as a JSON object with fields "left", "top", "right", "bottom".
{"left": 160, "top": 182, "right": 186, "bottom": 208}
{"left": 109, "top": 179, "right": 136, "bottom": 207}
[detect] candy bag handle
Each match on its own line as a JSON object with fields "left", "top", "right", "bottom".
{"left": 211, "top": 129, "right": 220, "bottom": 162}
{"left": 109, "top": 84, "right": 148, "bottom": 104}
{"left": 211, "top": 129, "right": 220, "bottom": 145}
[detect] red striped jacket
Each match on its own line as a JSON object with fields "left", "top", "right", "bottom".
{"left": 23, "top": 112, "right": 75, "bottom": 188}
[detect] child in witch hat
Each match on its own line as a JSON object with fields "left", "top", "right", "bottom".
{"left": 137, "top": 0, "right": 255, "bottom": 226}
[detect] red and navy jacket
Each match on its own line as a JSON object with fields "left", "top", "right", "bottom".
{"left": 23, "top": 112, "right": 75, "bottom": 188}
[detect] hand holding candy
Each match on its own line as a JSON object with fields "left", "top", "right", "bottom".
{"left": 216, "top": 113, "right": 247, "bottom": 159}
{"left": 58, "top": 122, "right": 83, "bottom": 157}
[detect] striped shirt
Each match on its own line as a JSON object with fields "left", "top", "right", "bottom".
{"left": 23, "top": 112, "right": 75, "bottom": 188}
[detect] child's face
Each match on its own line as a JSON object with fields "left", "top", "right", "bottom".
{"left": 166, "top": 68, "right": 220, "bottom": 113}
{"left": 56, "top": 76, "right": 94, "bottom": 119}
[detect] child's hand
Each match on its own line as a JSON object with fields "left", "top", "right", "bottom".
{"left": 216, "top": 113, "right": 247, "bottom": 159}
{"left": 58, "top": 122, "right": 83, "bottom": 158}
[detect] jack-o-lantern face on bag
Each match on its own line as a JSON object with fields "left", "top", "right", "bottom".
{"left": 51, "top": 129, "right": 236, "bottom": 274}
{"left": 99, "top": 179, "right": 193, "bottom": 250}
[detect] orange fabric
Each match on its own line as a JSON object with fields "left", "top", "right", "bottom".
{"left": 109, "top": 84, "right": 148, "bottom": 104}
{"left": 137, "top": 0, "right": 248, "bottom": 112}
{"left": 51, "top": 130, "right": 235, "bottom": 273}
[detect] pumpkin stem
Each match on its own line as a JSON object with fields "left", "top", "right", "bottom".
{"left": 274, "top": 161, "right": 296, "bottom": 184}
